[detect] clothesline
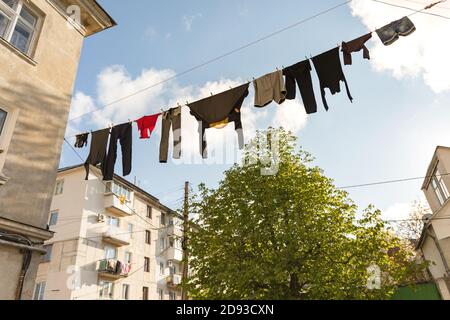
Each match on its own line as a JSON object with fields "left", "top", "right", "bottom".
{"left": 66, "top": 0, "right": 446, "bottom": 139}
{"left": 67, "top": 0, "right": 448, "bottom": 182}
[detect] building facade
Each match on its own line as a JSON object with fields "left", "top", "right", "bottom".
{"left": 34, "top": 165, "right": 184, "bottom": 300}
{"left": 417, "top": 146, "right": 450, "bottom": 300}
{"left": 0, "top": 0, "right": 115, "bottom": 299}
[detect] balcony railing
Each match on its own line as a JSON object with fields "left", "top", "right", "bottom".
{"left": 166, "top": 274, "right": 182, "bottom": 288}
{"left": 104, "top": 194, "right": 132, "bottom": 217}
{"left": 97, "top": 259, "right": 131, "bottom": 279}
{"left": 102, "top": 226, "right": 131, "bottom": 246}
{"left": 159, "top": 247, "right": 183, "bottom": 262}
{"left": 167, "top": 224, "right": 183, "bottom": 237}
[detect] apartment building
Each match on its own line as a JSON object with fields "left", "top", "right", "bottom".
{"left": 417, "top": 146, "right": 450, "bottom": 300}
{"left": 0, "top": 0, "right": 115, "bottom": 299}
{"left": 34, "top": 165, "right": 184, "bottom": 300}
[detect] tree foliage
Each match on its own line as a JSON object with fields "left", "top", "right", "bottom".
{"left": 185, "top": 128, "right": 426, "bottom": 300}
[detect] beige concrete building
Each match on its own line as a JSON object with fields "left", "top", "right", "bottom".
{"left": 34, "top": 165, "right": 184, "bottom": 300}
{"left": 0, "top": 0, "right": 115, "bottom": 299}
{"left": 417, "top": 146, "right": 450, "bottom": 300}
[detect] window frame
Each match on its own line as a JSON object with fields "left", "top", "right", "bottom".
{"left": 431, "top": 165, "right": 450, "bottom": 207}
{"left": 127, "top": 223, "right": 133, "bottom": 239}
{"left": 144, "top": 257, "right": 150, "bottom": 273}
{"left": 0, "top": 108, "right": 7, "bottom": 136}
{"left": 99, "top": 280, "right": 114, "bottom": 300}
{"left": 104, "top": 245, "right": 117, "bottom": 260}
{"left": 54, "top": 180, "right": 64, "bottom": 196}
{"left": 33, "top": 281, "right": 46, "bottom": 300}
{"left": 0, "top": 104, "right": 19, "bottom": 178}
{"left": 146, "top": 205, "right": 152, "bottom": 219}
{"left": 121, "top": 284, "right": 130, "bottom": 300}
{"left": 0, "top": 0, "right": 42, "bottom": 57}
{"left": 48, "top": 210, "right": 58, "bottom": 226}
{"left": 145, "top": 230, "right": 151, "bottom": 245}
{"left": 142, "top": 287, "right": 149, "bottom": 300}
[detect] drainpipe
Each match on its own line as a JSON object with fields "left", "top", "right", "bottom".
{"left": 0, "top": 238, "right": 47, "bottom": 300}
{"left": 15, "top": 249, "right": 32, "bottom": 300}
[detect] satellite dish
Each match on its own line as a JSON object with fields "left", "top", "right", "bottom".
{"left": 422, "top": 214, "right": 433, "bottom": 223}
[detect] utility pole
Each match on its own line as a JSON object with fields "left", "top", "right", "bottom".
{"left": 181, "top": 181, "right": 189, "bottom": 300}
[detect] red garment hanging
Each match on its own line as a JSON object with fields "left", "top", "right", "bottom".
{"left": 135, "top": 113, "right": 161, "bottom": 139}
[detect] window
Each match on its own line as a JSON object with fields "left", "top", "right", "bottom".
{"left": 122, "top": 284, "right": 130, "bottom": 300}
{"left": 142, "top": 287, "right": 149, "bottom": 300}
{"left": 48, "top": 211, "right": 58, "bottom": 226}
{"left": 33, "top": 282, "right": 45, "bottom": 300}
{"left": 169, "top": 291, "right": 177, "bottom": 301}
{"left": 128, "top": 223, "right": 133, "bottom": 239}
{"left": 106, "top": 216, "right": 119, "bottom": 228}
{"left": 0, "top": 108, "right": 6, "bottom": 135}
{"left": 158, "top": 288, "right": 164, "bottom": 300}
{"left": 431, "top": 166, "right": 450, "bottom": 206}
{"left": 106, "top": 181, "right": 131, "bottom": 202}
{"left": 104, "top": 246, "right": 117, "bottom": 260}
{"left": 0, "top": 0, "right": 41, "bottom": 55}
{"left": 159, "top": 262, "right": 164, "bottom": 275}
{"left": 145, "top": 230, "right": 151, "bottom": 245}
{"left": 160, "top": 238, "right": 165, "bottom": 251}
{"left": 147, "top": 205, "right": 152, "bottom": 218}
{"left": 125, "top": 251, "right": 132, "bottom": 264}
{"left": 41, "top": 244, "right": 52, "bottom": 263}
{"left": 54, "top": 180, "right": 64, "bottom": 196}
{"left": 144, "top": 257, "right": 150, "bottom": 273}
{"left": 99, "top": 281, "right": 113, "bottom": 299}
{"left": 160, "top": 213, "right": 166, "bottom": 226}
{"left": 168, "top": 263, "right": 176, "bottom": 275}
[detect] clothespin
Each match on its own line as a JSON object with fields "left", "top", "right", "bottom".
{"left": 210, "top": 92, "right": 213, "bottom": 96}
{"left": 276, "top": 67, "right": 279, "bottom": 71}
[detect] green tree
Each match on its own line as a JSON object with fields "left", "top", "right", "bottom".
{"left": 184, "top": 128, "right": 425, "bottom": 300}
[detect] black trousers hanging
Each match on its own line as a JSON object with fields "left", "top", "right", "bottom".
{"left": 84, "top": 128, "right": 110, "bottom": 180}
{"left": 103, "top": 123, "right": 132, "bottom": 181}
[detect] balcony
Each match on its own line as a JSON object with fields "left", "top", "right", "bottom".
{"left": 160, "top": 247, "right": 183, "bottom": 262}
{"left": 167, "top": 224, "right": 183, "bottom": 237}
{"left": 97, "top": 259, "right": 131, "bottom": 280}
{"left": 166, "top": 274, "right": 182, "bottom": 289}
{"left": 104, "top": 194, "right": 132, "bottom": 217}
{"left": 102, "top": 226, "right": 130, "bottom": 246}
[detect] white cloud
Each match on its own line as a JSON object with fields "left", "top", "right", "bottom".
{"left": 144, "top": 27, "right": 158, "bottom": 40}
{"left": 350, "top": 0, "right": 450, "bottom": 93}
{"left": 273, "top": 100, "right": 308, "bottom": 134}
{"left": 382, "top": 202, "right": 411, "bottom": 221}
{"left": 182, "top": 13, "right": 202, "bottom": 32}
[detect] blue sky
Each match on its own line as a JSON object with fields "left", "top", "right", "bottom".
{"left": 61, "top": 0, "right": 450, "bottom": 219}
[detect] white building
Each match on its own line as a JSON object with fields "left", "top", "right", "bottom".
{"left": 417, "top": 146, "right": 450, "bottom": 300}
{"left": 34, "top": 164, "right": 184, "bottom": 300}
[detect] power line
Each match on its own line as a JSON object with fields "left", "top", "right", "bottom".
{"left": 402, "top": 0, "right": 450, "bottom": 10}
{"left": 65, "top": 1, "right": 352, "bottom": 125}
{"left": 338, "top": 173, "right": 449, "bottom": 190}
{"left": 370, "top": 0, "right": 450, "bottom": 19}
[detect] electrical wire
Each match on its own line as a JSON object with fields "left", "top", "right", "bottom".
{"left": 338, "top": 172, "right": 450, "bottom": 189}
{"left": 370, "top": 0, "right": 450, "bottom": 19}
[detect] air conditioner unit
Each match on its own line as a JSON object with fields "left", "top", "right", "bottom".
{"left": 97, "top": 214, "right": 105, "bottom": 223}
